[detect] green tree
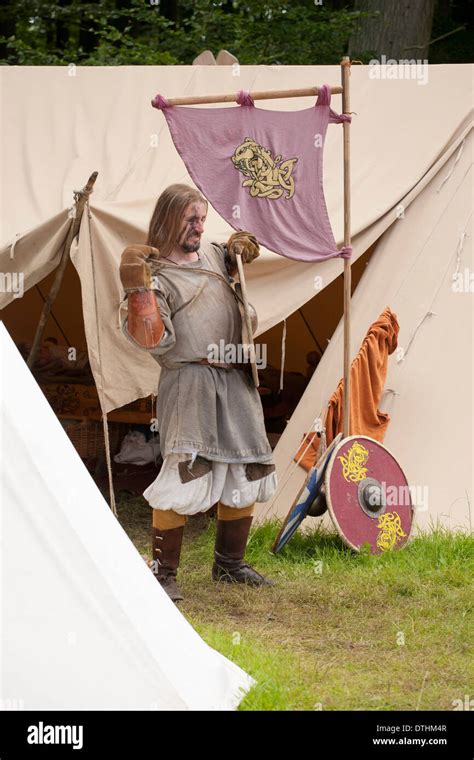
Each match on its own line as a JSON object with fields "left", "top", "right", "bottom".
{"left": 0, "top": 0, "right": 358, "bottom": 65}
{"left": 0, "top": 0, "right": 471, "bottom": 66}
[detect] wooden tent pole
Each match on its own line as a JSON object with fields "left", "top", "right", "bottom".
{"left": 34, "top": 283, "right": 73, "bottom": 347}
{"left": 153, "top": 85, "right": 343, "bottom": 108}
{"left": 341, "top": 58, "right": 352, "bottom": 438}
{"left": 27, "top": 171, "right": 98, "bottom": 370}
{"left": 298, "top": 309, "right": 325, "bottom": 357}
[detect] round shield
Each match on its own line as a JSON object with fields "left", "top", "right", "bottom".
{"left": 325, "top": 436, "right": 414, "bottom": 554}
{"left": 272, "top": 433, "right": 343, "bottom": 554}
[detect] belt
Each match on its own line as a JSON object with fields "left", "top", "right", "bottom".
{"left": 192, "top": 358, "right": 252, "bottom": 373}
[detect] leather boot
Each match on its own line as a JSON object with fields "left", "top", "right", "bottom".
{"left": 151, "top": 526, "right": 184, "bottom": 602}
{"left": 212, "top": 516, "right": 274, "bottom": 587}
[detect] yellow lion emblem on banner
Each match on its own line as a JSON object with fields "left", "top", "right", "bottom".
{"left": 338, "top": 442, "right": 369, "bottom": 483}
{"left": 231, "top": 137, "right": 298, "bottom": 200}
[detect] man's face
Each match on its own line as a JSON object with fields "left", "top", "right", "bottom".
{"left": 177, "top": 201, "right": 207, "bottom": 252}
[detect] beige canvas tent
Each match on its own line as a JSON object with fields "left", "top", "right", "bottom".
{"left": 0, "top": 64, "right": 472, "bottom": 532}
{"left": 258, "top": 123, "right": 473, "bottom": 534}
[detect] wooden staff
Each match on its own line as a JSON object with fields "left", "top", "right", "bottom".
{"left": 152, "top": 85, "right": 343, "bottom": 108}
{"left": 236, "top": 254, "right": 260, "bottom": 389}
{"left": 27, "top": 171, "right": 98, "bottom": 370}
{"left": 341, "top": 57, "right": 352, "bottom": 438}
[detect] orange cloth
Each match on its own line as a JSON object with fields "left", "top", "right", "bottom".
{"left": 295, "top": 307, "right": 399, "bottom": 471}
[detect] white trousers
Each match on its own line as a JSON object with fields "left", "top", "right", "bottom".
{"left": 143, "top": 453, "right": 277, "bottom": 516}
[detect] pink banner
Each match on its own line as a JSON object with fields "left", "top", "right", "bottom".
{"left": 152, "top": 85, "right": 351, "bottom": 262}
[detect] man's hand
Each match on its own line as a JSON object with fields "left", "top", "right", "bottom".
{"left": 120, "top": 244, "right": 160, "bottom": 293}
{"left": 225, "top": 231, "right": 260, "bottom": 276}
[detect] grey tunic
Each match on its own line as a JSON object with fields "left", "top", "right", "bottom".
{"left": 122, "top": 240, "right": 273, "bottom": 464}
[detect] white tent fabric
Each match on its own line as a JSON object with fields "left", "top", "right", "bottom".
{"left": 0, "top": 322, "right": 254, "bottom": 710}
{"left": 257, "top": 128, "right": 473, "bottom": 533}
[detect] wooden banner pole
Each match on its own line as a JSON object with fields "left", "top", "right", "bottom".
{"left": 152, "top": 85, "right": 343, "bottom": 108}
{"left": 341, "top": 57, "right": 352, "bottom": 439}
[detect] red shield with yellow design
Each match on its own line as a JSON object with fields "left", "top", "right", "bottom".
{"left": 325, "top": 436, "right": 414, "bottom": 554}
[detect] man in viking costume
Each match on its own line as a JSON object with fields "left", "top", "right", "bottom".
{"left": 120, "top": 184, "right": 277, "bottom": 601}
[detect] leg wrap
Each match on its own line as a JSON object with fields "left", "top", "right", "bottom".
{"left": 217, "top": 502, "right": 254, "bottom": 521}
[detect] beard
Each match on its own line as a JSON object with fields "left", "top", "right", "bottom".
{"left": 180, "top": 238, "right": 201, "bottom": 253}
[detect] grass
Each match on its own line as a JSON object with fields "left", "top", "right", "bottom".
{"left": 117, "top": 494, "right": 474, "bottom": 711}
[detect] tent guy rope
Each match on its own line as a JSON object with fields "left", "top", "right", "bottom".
{"left": 85, "top": 196, "right": 117, "bottom": 516}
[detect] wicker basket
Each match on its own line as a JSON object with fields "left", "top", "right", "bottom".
{"left": 62, "top": 419, "right": 128, "bottom": 461}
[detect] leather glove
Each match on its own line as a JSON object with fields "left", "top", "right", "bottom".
{"left": 225, "top": 231, "right": 260, "bottom": 276}
{"left": 120, "top": 244, "right": 164, "bottom": 349}
{"left": 120, "top": 244, "right": 160, "bottom": 293}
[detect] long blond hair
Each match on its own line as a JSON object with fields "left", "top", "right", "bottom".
{"left": 147, "top": 184, "right": 208, "bottom": 259}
